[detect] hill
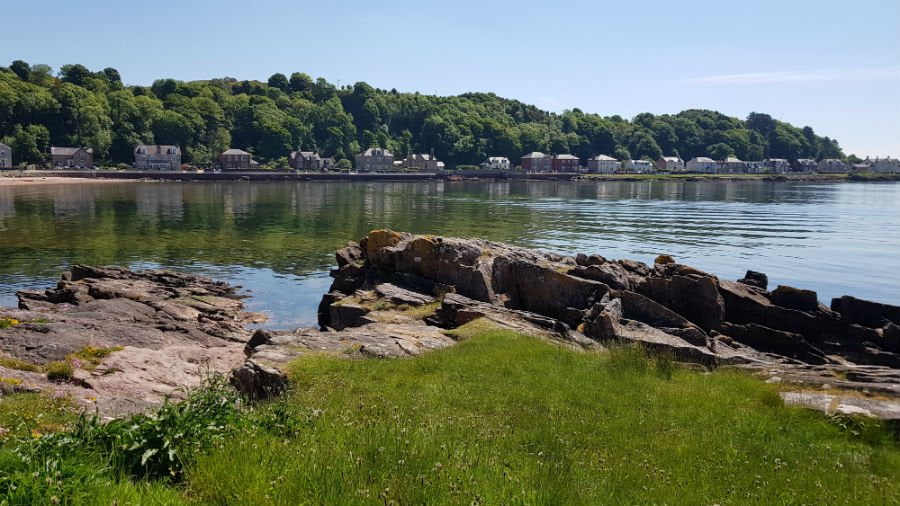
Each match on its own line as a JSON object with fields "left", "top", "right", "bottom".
{"left": 0, "top": 60, "right": 844, "bottom": 168}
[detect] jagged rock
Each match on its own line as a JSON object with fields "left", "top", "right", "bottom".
{"left": 0, "top": 265, "right": 253, "bottom": 417}
{"left": 329, "top": 303, "right": 372, "bottom": 330}
{"left": 719, "top": 322, "right": 828, "bottom": 364}
{"left": 575, "top": 253, "right": 606, "bottom": 267}
{"left": 230, "top": 359, "right": 288, "bottom": 401}
{"left": 374, "top": 283, "right": 435, "bottom": 306}
{"left": 770, "top": 285, "right": 819, "bottom": 312}
{"left": 831, "top": 295, "right": 900, "bottom": 328}
{"left": 571, "top": 263, "right": 633, "bottom": 290}
{"left": 636, "top": 274, "right": 725, "bottom": 331}
{"left": 885, "top": 323, "right": 900, "bottom": 353}
{"left": 738, "top": 270, "right": 768, "bottom": 289}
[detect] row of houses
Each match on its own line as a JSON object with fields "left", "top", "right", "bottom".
{"left": 517, "top": 152, "right": 900, "bottom": 175}
{"left": 4, "top": 141, "right": 899, "bottom": 175}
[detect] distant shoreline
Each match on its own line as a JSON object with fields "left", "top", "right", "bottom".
{"left": 1, "top": 170, "right": 896, "bottom": 185}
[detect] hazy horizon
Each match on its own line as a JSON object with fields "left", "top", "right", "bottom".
{"left": 3, "top": 0, "right": 898, "bottom": 157}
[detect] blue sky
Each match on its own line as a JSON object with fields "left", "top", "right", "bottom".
{"left": 3, "top": 0, "right": 899, "bottom": 156}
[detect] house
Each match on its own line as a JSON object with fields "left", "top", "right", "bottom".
{"left": 745, "top": 161, "right": 765, "bottom": 174}
{"left": 218, "top": 148, "right": 259, "bottom": 170}
{"left": 0, "top": 142, "right": 12, "bottom": 168}
{"left": 402, "top": 153, "right": 444, "bottom": 171}
{"left": 685, "top": 156, "right": 717, "bottom": 173}
{"left": 481, "top": 156, "right": 511, "bottom": 170}
{"left": 717, "top": 156, "right": 746, "bottom": 174}
{"left": 587, "top": 155, "right": 620, "bottom": 174}
{"left": 551, "top": 154, "right": 580, "bottom": 172}
{"left": 289, "top": 151, "right": 334, "bottom": 171}
{"left": 870, "top": 158, "right": 900, "bottom": 173}
{"left": 50, "top": 146, "right": 93, "bottom": 169}
{"left": 520, "top": 152, "right": 551, "bottom": 172}
{"left": 134, "top": 145, "right": 181, "bottom": 170}
{"left": 355, "top": 147, "right": 394, "bottom": 172}
{"left": 763, "top": 158, "right": 791, "bottom": 174}
{"left": 794, "top": 158, "right": 818, "bottom": 172}
{"left": 655, "top": 156, "right": 684, "bottom": 172}
{"left": 817, "top": 159, "right": 846, "bottom": 173}
{"left": 622, "top": 159, "right": 655, "bottom": 173}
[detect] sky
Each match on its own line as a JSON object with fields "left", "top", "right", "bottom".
{"left": 3, "top": 0, "right": 899, "bottom": 157}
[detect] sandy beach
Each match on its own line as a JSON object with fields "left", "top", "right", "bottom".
{"left": 0, "top": 175, "right": 135, "bottom": 186}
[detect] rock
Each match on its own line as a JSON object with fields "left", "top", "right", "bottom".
{"left": 770, "top": 285, "right": 819, "bottom": 312}
{"left": 374, "top": 283, "right": 434, "bottom": 306}
{"left": 718, "top": 322, "right": 828, "bottom": 364}
{"left": 617, "top": 259, "right": 651, "bottom": 277}
{"left": 636, "top": 274, "right": 725, "bottom": 331}
{"left": 831, "top": 295, "right": 900, "bottom": 328}
{"left": 230, "top": 359, "right": 288, "bottom": 401}
{"left": 654, "top": 254, "right": 676, "bottom": 265}
{"left": 575, "top": 253, "right": 606, "bottom": 267}
{"left": 885, "top": 323, "right": 900, "bottom": 353}
{"left": 328, "top": 303, "right": 372, "bottom": 330}
{"left": 0, "top": 265, "right": 253, "bottom": 417}
{"left": 738, "top": 270, "right": 768, "bottom": 290}
{"left": 571, "top": 263, "right": 633, "bottom": 290}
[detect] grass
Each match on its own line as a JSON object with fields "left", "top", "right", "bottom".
{"left": 0, "top": 324, "right": 897, "bottom": 504}
{"left": 0, "top": 355, "right": 43, "bottom": 373}
{"left": 66, "top": 345, "right": 123, "bottom": 371}
{"left": 45, "top": 361, "right": 75, "bottom": 382}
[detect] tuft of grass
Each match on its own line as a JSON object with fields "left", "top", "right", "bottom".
{"left": 45, "top": 362, "right": 75, "bottom": 383}
{"left": 67, "top": 345, "right": 123, "bottom": 371}
{"left": 0, "top": 317, "right": 20, "bottom": 330}
{"left": 0, "top": 355, "right": 43, "bottom": 373}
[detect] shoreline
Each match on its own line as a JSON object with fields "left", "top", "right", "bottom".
{"left": 1, "top": 170, "right": 896, "bottom": 186}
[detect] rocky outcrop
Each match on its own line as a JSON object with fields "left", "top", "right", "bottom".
{"left": 236, "top": 230, "right": 900, "bottom": 418}
{"left": 0, "top": 265, "right": 258, "bottom": 417}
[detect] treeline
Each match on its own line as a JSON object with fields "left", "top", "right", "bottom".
{"left": 0, "top": 60, "right": 845, "bottom": 168}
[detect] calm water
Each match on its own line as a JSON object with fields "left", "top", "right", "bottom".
{"left": 1, "top": 180, "right": 898, "bottom": 328}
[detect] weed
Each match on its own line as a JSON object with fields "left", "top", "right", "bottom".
{"left": 45, "top": 362, "right": 74, "bottom": 383}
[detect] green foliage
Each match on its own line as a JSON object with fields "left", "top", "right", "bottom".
{"left": 2, "top": 60, "right": 845, "bottom": 168}
{"left": 45, "top": 361, "right": 74, "bottom": 383}
{"left": 0, "top": 331, "right": 897, "bottom": 504}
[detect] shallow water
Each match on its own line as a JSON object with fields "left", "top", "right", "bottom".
{"left": 1, "top": 180, "right": 898, "bottom": 328}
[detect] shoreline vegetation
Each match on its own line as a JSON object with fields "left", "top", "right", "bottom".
{"left": 1, "top": 170, "right": 897, "bottom": 186}
{"left": 1, "top": 331, "right": 897, "bottom": 504}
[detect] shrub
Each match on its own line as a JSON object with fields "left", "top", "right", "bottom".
{"left": 0, "top": 316, "right": 20, "bottom": 329}
{"left": 46, "top": 361, "right": 74, "bottom": 382}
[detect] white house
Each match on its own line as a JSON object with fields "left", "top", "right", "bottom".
{"left": 764, "top": 158, "right": 791, "bottom": 174}
{"left": 622, "top": 159, "right": 654, "bottom": 173}
{"left": 655, "top": 156, "right": 684, "bottom": 172}
{"left": 482, "top": 156, "right": 511, "bottom": 170}
{"left": 817, "top": 159, "right": 846, "bottom": 173}
{"left": 685, "top": 156, "right": 717, "bottom": 173}
{"left": 794, "top": 158, "right": 817, "bottom": 172}
{"left": 587, "top": 155, "right": 620, "bottom": 174}
{"left": 745, "top": 161, "right": 765, "bottom": 174}
{"left": 718, "top": 156, "right": 746, "bottom": 174}
{"left": 870, "top": 158, "right": 900, "bottom": 174}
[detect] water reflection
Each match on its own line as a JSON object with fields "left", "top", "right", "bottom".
{"left": 1, "top": 180, "right": 898, "bottom": 328}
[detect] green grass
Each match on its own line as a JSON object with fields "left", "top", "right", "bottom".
{"left": 188, "top": 326, "right": 899, "bottom": 505}
{"left": 0, "top": 325, "right": 897, "bottom": 504}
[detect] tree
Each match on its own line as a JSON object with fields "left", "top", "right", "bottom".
{"left": 11, "top": 124, "right": 50, "bottom": 164}
{"left": 707, "top": 143, "right": 734, "bottom": 160}
{"left": 336, "top": 158, "right": 352, "bottom": 170}
{"left": 267, "top": 73, "right": 289, "bottom": 92}
{"left": 102, "top": 67, "right": 122, "bottom": 85}
{"left": 59, "top": 64, "right": 92, "bottom": 86}
{"left": 10, "top": 60, "right": 30, "bottom": 81}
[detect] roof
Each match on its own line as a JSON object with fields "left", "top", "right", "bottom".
{"left": 722, "top": 156, "right": 744, "bottom": 163}
{"left": 590, "top": 155, "right": 617, "bottom": 161}
{"left": 360, "top": 148, "right": 393, "bottom": 157}
{"left": 797, "top": 158, "right": 817, "bottom": 163}
{"left": 552, "top": 154, "right": 579, "bottom": 160}
{"left": 221, "top": 148, "right": 251, "bottom": 156}
{"left": 660, "top": 156, "right": 681, "bottom": 162}
{"left": 690, "top": 157, "right": 715, "bottom": 163}
{"left": 486, "top": 156, "right": 510, "bottom": 162}
{"left": 765, "top": 158, "right": 788, "bottom": 162}
{"left": 407, "top": 153, "right": 438, "bottom": 161}
{"left": 0, "top": 142, "right": 10, "bottom": 150}
{"left": 51, "top": 146, "right": 92, "bottom": 156}
{"left": 521, "top": 152, "right": 548, "bottom": 159}
{"left": 135, "top": 145, "right": 181, "bottom": 154}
